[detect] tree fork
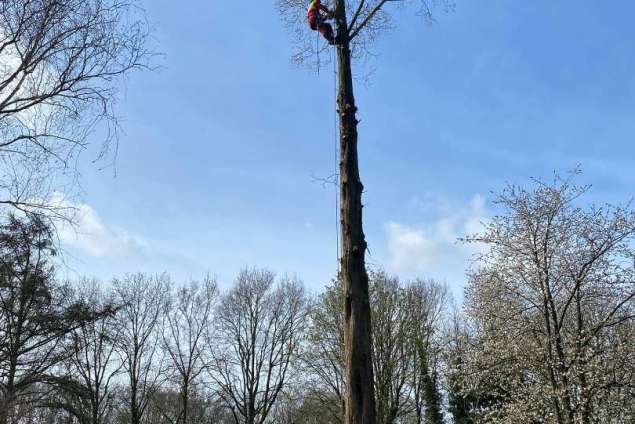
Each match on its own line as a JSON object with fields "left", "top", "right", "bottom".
{"left": 333, "top": 1, "right": 377, "bottom": 423}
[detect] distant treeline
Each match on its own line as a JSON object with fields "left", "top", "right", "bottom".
{"left": 1, "top": 175, "right": 634, "bottom": 424}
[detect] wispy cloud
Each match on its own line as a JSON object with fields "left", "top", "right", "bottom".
{"left": 384, "top": 194, "right": 488, "bottom": 280}
{"left": 52, "top": 196, "right": 205, "bottom": 281}
{"left": 57, "top": 201, "right": 148, "bottom": 258}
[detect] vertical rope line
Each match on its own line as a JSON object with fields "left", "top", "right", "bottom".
{"left": 316, "top": 24, "right": 320, "bottom": 74}
{"left": 316, "top": 3, "right": 340, "bottom": 275}
{"left": 334, "top": 61, "right": 340, "bottom": 272}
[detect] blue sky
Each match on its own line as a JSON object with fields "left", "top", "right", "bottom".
{"left": 60, "top": 0, "right": 635, "bottom": 295}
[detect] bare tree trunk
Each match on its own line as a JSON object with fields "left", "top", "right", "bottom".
{"left": 0, "top": 365, "right": 16, "bottom": 424}
{"left": 333, "top": 2, "right": 377, "bottom": 423}
{"left": 131, "top": 383, "right": 141, "bottom": 424}
{"left": 0, "top": 392, "right": 12, "bottom": 424}
{"left": 182, "top": 382, "right": 189, "bottom": 424}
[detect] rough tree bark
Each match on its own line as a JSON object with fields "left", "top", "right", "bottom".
{"left": 278, "top": 1, "right": 448, "bottom": 422}
{"left": 333, "top": 1, "right": 377, "bottom": 423}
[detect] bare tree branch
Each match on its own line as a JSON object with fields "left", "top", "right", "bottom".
{"left": 0, "top": 0, "right": 153, "bottom": 221}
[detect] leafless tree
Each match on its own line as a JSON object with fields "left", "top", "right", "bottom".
{"left": 277, "top": 0, "right": 451, "bottom": 66}
{"left": 462, "top": 172, "right": 635, "bottom": 423}
{"left": 370, "top": 271, "right": 412, "bottom": 424}
{"left": 211, "top": 268, "right": 307, "bottom": 424}
{"left": 302, "top": 279, "right": 346, "bottom": 424}
{"left": 0, "top": 0, "right": 151, "bottom": 219}
{"left": 276, "top": 2, "right": 450, "bottom": 422}
{"left": 56, "top": 279, "right": 122, "bottom": 424}
{"left": 113, "top": 273, "right": 169, "bottom": 424}
{"left": 158, "top": 277, "right": 218, "bottom": 424}
{"left": 405, "top": 279, "right": 448, "bottom": 424}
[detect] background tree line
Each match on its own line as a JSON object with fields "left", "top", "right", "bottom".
{"left": 0, "top": 211, "right": 451, "bottom": 424}
{"left": 0, "top": 173, "right": 633, "bottom": 424}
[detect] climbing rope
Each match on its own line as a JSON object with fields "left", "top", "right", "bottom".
{"left": 314, "top": 3, "right": 340, "bottom": 273}
{"left": 316, "top": 28, "right": 321, "bottom": 75}
{"left": 332, "top": 42, "right": 340, "bottom": 274}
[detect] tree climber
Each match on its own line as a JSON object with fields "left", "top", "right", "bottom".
{"left": 307, "top": 0, "right": 335, "bottom": 45}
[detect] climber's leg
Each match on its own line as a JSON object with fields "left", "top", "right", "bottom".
{"left": 308, "top": 13, "right": 318, "bottom": 31}
{"left": 319, "top": 22, "right": 335, "bottom": 44}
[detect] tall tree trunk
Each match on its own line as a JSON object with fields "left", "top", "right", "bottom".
{"left": 130, "top": 378, "right": 141, "bottom": 424}
{"left": 0, "top": 398, "right": 10, "bottom": 424}
{"left": 182, "top": 382, "right": 188, "bottom": 424}
{"left": 333, "top": 2, "right": 377, "bottom": 423}
{"left": 0, "top": 360, "right": 18, "bottom": 424}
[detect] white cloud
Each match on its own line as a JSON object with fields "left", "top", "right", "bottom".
{"left": 50, "top": 196, "right": 206, "bottom": 281}
{"left": 57, "top": 202, "right": 148, "bottom": 258}
{"left": 384, "top": 194, "right": 488, "bottom": 278}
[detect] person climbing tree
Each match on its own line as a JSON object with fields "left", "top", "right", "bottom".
{"left": 278, "top": 1, "right": 449, "bottom": 423}
{"left": 307, "top": 0, "right": 335, "bottom": 44}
